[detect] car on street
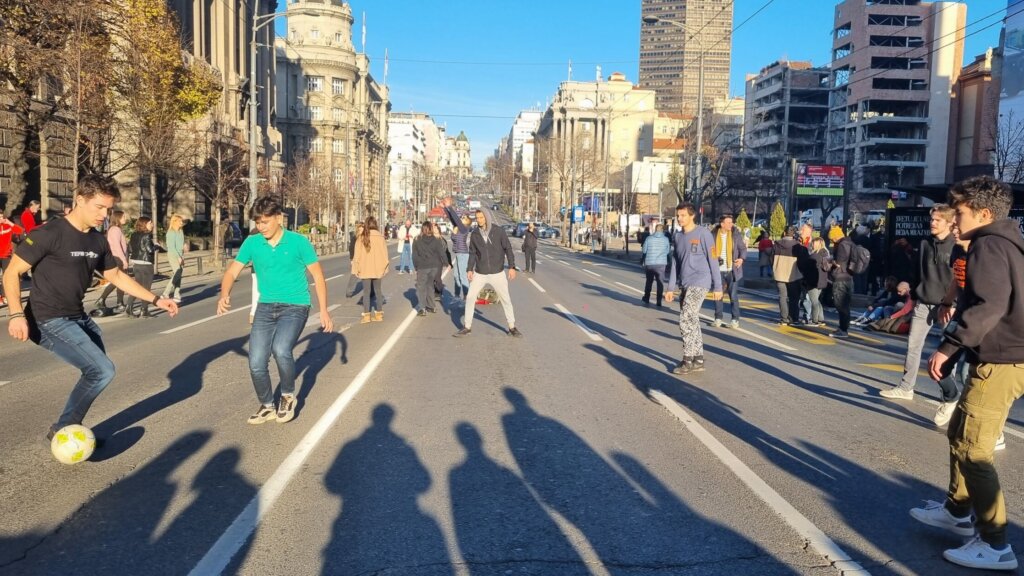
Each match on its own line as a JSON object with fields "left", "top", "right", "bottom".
{"left": 502, "top": 223, "right": 515, "bottom": 235}
{"left": 538, "top": 225, "right": 560, "bottom": 239}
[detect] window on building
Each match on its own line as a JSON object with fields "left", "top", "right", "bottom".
{"left": 333, "top": 78, "right": 345, "bottom": 95}
{"left": 335, "top": 32, "right": 344, "bottom": 44}
{"left": 310, "top": 106, "right": 322, "bottom": 120}
{"left": 334, "top": 168, "right": 344, "bottom": 184}
{"left": 333, "top": 139, "right": 344, "bottom": 154}
{"left": 332, "top": 107, "right": 343, "bottom": 122}
{"left": 307, "top": 76, "right": 323, "bottom": 92}
{"left": 310, "top": 29, "right": 320, "bottom": 40}
{"left": 311, "top": 137, "right": 323, "bottom": 153}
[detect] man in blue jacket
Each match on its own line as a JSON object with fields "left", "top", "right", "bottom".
{"left": 641, "top": 224, "right": 670, "bottom": 306}
{"left": 665, "top": 203, "right": 722, "bottom": 375}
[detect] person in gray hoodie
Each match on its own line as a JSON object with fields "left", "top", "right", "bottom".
{"left": 665, "top": 203, "right": 723, "bottom": 375}
{"left": 912, "top": 176, "right": 1024, "bottom": 571}
{"left": 641, "top": 224, "right": 670, "bottom": 306}
{"left": 454, "top": 207, "right": 521, "bottom": 337}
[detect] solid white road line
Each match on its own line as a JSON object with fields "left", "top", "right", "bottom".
{"left": 305, "top": 304, "right": 341, "bottom": 327}
{"left": 616, "top": 281, "right": 643, "bottom": 294}
{"left": 554, "top": 303, "right": 603, "bottom": 342}
{"left": 581, "top": 269, "right": 601, "bottom": 277}
{"left": 189, "top": 305, "right": 422, "bottom": 576}
{"left": 650, "top": 390, "right": 869, "bottom": 575}
{"left": 528, "top": 278, "right": 546, "bottom": 293}
{"left": 701, "top": 314, "right": 799, "bottom": 352}
{"left": 160, "top": 305, "right": 252, "bottom": 335}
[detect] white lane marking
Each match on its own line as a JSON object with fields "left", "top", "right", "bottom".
{"left": 160, "top": 305, "right": 252, "bottom": 335}
{"left": 917, "top": 394, "right": 1024, "bottom": 443}
{"left": 581, "top": 269, "right": 601, "bottom": 278}
{"left": 0, "top": 381, "right": 9, "bottom": 388}
{"left": 528, "top": 278, "right": 546, "bottom": 293}
{"left": 650, "top": 390, "right": 869, "bottom": 575}
{"left": 305, "top": 304, "right": 341, "bottom": 327}
{"left": 700, "top": 314, "right": 799, "bottom": 352}
{"left": 189, "top": 305, "right": 422, "bottom": 576}
{"left": 554, "top": 303, "right": 602, "bottom": 342}
{"left": 556, "top": 260, "right": 571, "bottom": 266}
{"left": 323, "top": 273, "right": 345, "bottom": 282}
{"left": 616, "top": 281, "right": 643, "bottom": 294}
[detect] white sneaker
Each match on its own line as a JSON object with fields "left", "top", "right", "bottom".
{"left": 729, "top": 319, "right": 739, "bottom": 329}
{"left": 712, "top": 319, "right": 724, "bottom": 328}
{"left": 995, "top": 433, "right": 1006, "bottom": 451}
{"left": 943, "top": 535, "right": 1017, "bottom": 570}
{"left": 910, "top": 500, "right": 976, "bottom": 536}
{"left": 880, "top": 387, "right": 915, "bottom": 400}
{"left": 934, "top": 401, "right": 957, "bottom": 427}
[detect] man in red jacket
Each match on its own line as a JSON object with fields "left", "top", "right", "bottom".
{"left": 0, "top": 214, "right": 25, "bottom": 306}
{"left": 20, "top": 200, "right": 40, "bottom": 234}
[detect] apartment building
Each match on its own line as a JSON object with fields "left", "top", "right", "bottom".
{"left": 744, "top": 61, "right": 830, "bottom": 164}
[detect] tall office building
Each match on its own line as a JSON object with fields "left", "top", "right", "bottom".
{"left": 639, "top": 0, "right": 733, "bottom": 116}
{"left": 826, "top": 0, "right": 966, "bottom": 197}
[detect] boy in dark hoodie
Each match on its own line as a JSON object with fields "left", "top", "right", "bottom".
{"left": 911, "top": 176, "right": 1023, "bottom": 571}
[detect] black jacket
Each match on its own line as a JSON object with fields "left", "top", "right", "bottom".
{"left": 412, "top": 235, "right": 448, "bottom": 269}
{"left": 939, "top": 218, "right": 1024, "bottom": 364}
{"left": 801, "top": 249, "right": 830, "bottom": 290}
{"left": 913, "top": 234, "right": 955, "bottom": 305}
{"left": 523, "top": 229, "right": 538, "bottom": 251}
{"left": 128, "top": 232, "right": 157, "bottom": 265}
{"left": 830, "top": 237, "right": 853, "bottom": 281}
{"left": 468, "top": 222, "right": 515, "bottom": 274}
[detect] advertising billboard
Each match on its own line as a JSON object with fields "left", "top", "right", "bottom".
{"left": 796, "top": 164, "right": 846, "bottom": 197}
{"left": 1000, "top": 1, "right": 1024, "bottom": 137}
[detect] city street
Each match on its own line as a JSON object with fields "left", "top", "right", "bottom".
{"left": 2, "top": 226, "right": 1023, "bottom": 576}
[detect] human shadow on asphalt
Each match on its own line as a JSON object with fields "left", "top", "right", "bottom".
{"left": 500, "top": 387, "right": 801, "bottom": 575}
{"left": 545, "top": 307, "right": 677, "bottom": 370}
{"left": 449, "top": 422, "right": 588, "bottom": 575}
{"left": 700, "top": 329, "right": 934, "bottom": 429}
{"left": 1, "top": 432, "right": 220, "bottom": 575}
{"left": 91, "top": 336, "right": 249, "bottom": 459}
{"left": 320, "top": 404, "right": 453, "bottom": 575}
{"left": 580, "top": 281, "right": 661, "bottom": 311}
{"left": 582, "top": 343, "right": 996, "bottom": 574}
{"left": 294, "top": 330, "right": 348, "bottom": 419}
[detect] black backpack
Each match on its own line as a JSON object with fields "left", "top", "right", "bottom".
{"left": 848, "top": 244, "right": 871, "bottom": 275}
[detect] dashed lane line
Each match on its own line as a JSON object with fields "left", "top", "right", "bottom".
{"left": 304, "top": 304, "right": 341, "bottom": 328}
{"left": 160, "top": 305, "right": 252, "bottom": 335}
{"left": 189, "top": 303, "right": 423, "bottom": 576}
{"left": 528, "top": 278, "right": 546, "bottom": 293}
{"left": 581, "top": 268, "right": 601, "bottom": 277}
{"left": 650, "top": 390, "right": 869, "bottom": 576}
{"left": 0, "top": 381, "right": 9, "bottom": 388}
{"left": 554, "top": 303, "right": 603, "bottom": 342}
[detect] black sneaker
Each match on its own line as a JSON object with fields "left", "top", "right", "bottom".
{"left": 508, "top": 327, "right": 523, "bottom": 337}
{"left": 672, "top": 360, "right": 693, "bottom": 375}
{"left": 453, "top": 328, "right": 471, "bottom": 338}
{"left": 247, "top": 405, "right": 277, "bottom": 424}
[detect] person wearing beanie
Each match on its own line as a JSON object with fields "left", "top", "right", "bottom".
{"left": 828, "top": 226, "right": 853, "bottom": 338}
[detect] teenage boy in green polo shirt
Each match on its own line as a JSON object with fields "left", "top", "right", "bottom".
{"left": 217, "top": 196, "right": 333, "bottom": 424}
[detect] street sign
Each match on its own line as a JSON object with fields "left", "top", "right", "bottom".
{"left": 572, "top": 205, "right": 584, "bottom": 224}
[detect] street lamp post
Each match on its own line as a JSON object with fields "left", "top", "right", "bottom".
{"left": 642, "top": 14, "right": 705, "bottom": 223}
{"left": 248, "top": 8, "right": 320, "bottom": 219}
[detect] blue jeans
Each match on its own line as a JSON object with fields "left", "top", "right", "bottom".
{"left": 38, "top": 315, "right": 116, "bottom": 429}
{"left": 453, "top": 253, "right": 469, "bottom": 297}
{"left": 714, "top": 270, "right": 741, "bottom": 321}
{"left": 248, "top": 303, "right": 309, "bottom": 406}
{"left": 399, "top": 244, "right": 415, "bottom": 272}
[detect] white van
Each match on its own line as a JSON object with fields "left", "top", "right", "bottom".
{"left": 799, "top": 208, "right": 844, "bottom": 229}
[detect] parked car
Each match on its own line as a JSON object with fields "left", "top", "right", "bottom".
{"left": 502, "top": 223, "right": 515, "bottom": 235}
{"left": 538, "top": 225, "right": 560, "bottom": 239}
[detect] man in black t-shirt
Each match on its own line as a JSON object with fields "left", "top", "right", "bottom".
{"left": 2, "top": 175, "right": 179, "bottom": 444}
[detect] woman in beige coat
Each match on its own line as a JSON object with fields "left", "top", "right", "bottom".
{"left": 352, "top": 216, "right": 389, "bottom": 323}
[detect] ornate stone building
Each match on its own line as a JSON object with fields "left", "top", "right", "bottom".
{"left": 275, "top": 0, "right": 389, "bottom": 227}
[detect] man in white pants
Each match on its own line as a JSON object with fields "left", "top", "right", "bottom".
{"left": 453, "top": 208, "right": 521, "bottom": 337}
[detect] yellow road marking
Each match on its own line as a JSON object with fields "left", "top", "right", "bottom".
{"left": 777, "top": 325, "right": 835, "bottom": 346}
{"left": 861, "top": 363, "right": 926, "bottom": 377}
{"left": 848, "top": 331, "right": 885, "bottom": 345}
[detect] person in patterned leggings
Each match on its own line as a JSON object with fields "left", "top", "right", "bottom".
{"left": 664, "top": 203, "right": 722, "bottom": 375}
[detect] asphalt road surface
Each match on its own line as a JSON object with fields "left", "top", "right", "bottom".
{"left": 2, "top": 226, "right": 1023, "bottom": 575}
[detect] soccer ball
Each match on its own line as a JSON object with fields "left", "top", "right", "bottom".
{"left": 50, "top": 425, "right": 96, "bottom": 465}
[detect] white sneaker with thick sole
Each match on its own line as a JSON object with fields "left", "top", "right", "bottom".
{"left": 995, "top": 433, "right": 1006, "bottom": 451}
{"left": 880, "top": 387, "right": 915, "bottom": 400}
{"left": 943, "top": 535, "right": 1018, "bottom": 570}
{"left": 934, "top": 401, "right": 957, "bottom": 427}
{"left": 910, "top": 500, "right": 976, "bottom": 536}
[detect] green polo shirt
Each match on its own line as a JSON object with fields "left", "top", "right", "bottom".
{"left": 236, "top": 230, "right": 319, "bottom": 305}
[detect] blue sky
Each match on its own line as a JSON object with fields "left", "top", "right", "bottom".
{"left": 283, "top": 1, "right": 1006, "bottom": 169}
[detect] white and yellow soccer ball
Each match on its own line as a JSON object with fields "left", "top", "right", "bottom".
{"left": 50, "top": 425, "right": 96, "bottom": 465}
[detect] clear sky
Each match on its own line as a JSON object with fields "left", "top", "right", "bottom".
{"left": 288, "top": 0, "right": 1006, "bottom": 170}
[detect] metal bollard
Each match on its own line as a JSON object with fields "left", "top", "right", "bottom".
{"left": 196, "top": 257, "right": 203, "bottom": 275}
